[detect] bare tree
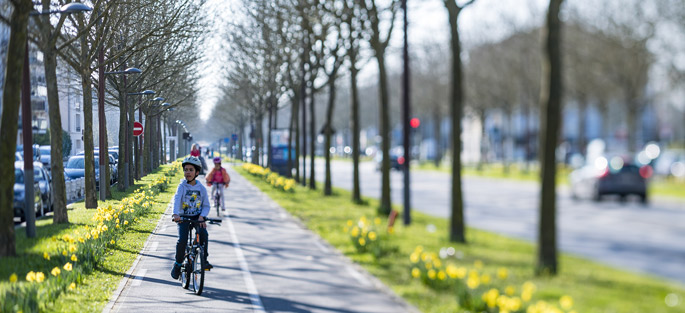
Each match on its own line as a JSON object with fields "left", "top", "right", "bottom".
{"left": 537, "top": 0, "right": 565, "bottom": 276}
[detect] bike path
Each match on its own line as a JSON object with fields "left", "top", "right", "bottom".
{"left": 105, "top": 165, "right": 417, "bottom": 313}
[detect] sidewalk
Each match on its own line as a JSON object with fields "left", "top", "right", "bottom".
{"left": 105, "top": 165, "right": 418, "bottom": 313}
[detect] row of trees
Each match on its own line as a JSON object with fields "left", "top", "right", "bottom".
{"left": 204, "top": 0, "right": 565, "bottom": 275}
{"left": 0, "top": 0, "right": 206, "bottom": 257}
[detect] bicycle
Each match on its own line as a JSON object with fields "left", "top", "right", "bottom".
{"left": 211, "top": 183, "right": 224, "bottom": 217}
{"left": 174, "top": 214, "right": 221, "bottom": 295}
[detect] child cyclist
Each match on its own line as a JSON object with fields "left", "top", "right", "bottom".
{"left": 171, "top": 156, "right": 213, "bottom": 279}
{"left": 206, "top": 157, "right": 230, "bottom": 212}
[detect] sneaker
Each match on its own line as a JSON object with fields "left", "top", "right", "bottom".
{"left": 171, "top": 262, "right": 181, "bottom": 279}
{"left": 204, "top": 261, "right": 213, "bottom": 271}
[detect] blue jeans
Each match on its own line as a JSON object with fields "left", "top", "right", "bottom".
{"left": 175, "top": 219, "right": 209, "bottom": 264}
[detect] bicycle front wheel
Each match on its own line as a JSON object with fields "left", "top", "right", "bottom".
{"left": 191, "top": 245, "right": 205, "bottom": 295}
{"left": 181, "top": 258, "right": 190, "bottom": 289}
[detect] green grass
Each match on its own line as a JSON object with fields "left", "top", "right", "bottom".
{"left": 237, "top": 166, "right": 685, "bottom": 313}
{"left": 1, "top": 164, "right": 183, "bottom": 312}
{"left": 415, "top": 161, "right": 685, "bottom": 201}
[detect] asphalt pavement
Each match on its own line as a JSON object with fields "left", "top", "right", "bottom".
{"left": 310, "top": 159, "right": 685, "bottom": 286}
{"left": 104, "top": 165, "right": 417, "bottom": 313}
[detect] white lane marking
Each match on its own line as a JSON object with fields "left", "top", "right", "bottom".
{"left": 346, "top": 266, "right": 370, "bottom": 287}
{"left": 227, "top": 217, "right": 265, "bottom": 312}
{"left": 148, "top": 241, "right": 159, "bottom": 252}
{"left": 131, "top": 269, "right": 147, "bottom": 287}
{"left": 313, "top": 240, "right": 328, "bottom": 253}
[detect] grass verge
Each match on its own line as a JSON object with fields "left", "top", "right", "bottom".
{"left": 0, "top": 163, "right": 183, "bottom": 313}
{"left": 236, "top": 165, "right": 685, "bottom": 313}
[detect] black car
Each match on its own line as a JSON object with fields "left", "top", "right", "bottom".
{"left": 375, "top": 146, "right": 405, "bottom": 171}
{"left": 77, "top": 150, "right": 118, "bottom": 183}
{"left": 570, "top": 154, "right": 650, "bottom": 203}
{"left": 65, "top": 155, "right": 102, "bottom": 189}
{"left": 34, "top": 162, "right": 53, "bottom": 216}
{"left": 14, "top": 161, "right": 42, "bottom": 222}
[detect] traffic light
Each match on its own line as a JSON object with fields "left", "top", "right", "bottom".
{"left": 410, "top": 118, "right": 420, "bottom": 128}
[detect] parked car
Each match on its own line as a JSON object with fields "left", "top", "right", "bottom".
{"left": 375, "top": 146, "right": 405, "bottom": 171}
{"left": 17, "top": 144, "right": 40, "bottom": 161}
{"left": 39, "top": 145, "right": 51, "bottom": 171}
{"left": 76, "top": 151, "right": 117, "bottom": 184}
{"left": 14, "top": 161, "right": 42, "bottom": 222}
{"left": 569, "top": 153, "right": 650, "bottom": 204}
{"left": 34, "top": 162, "right": 53, "bottom": 216}
{"left": 65, "top": 155, "right": 102, "bottom": 189}
{"left": 15, "top": 152, "right": 23, "bottom": 161}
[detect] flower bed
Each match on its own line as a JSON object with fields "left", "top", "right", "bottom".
{"left": 242, "top": 163, "right": 296, "bottom": 192}
{"left": 0, "top": 162, "right": 180, "bottom": 313}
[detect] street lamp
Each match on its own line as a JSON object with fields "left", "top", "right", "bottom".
{"left": 128, "top": 90, "right": 155, "bottom": 179}
{"left": 104, "top": 67, "right": 142, "bottom": 191}
{"left": 20, "top": 2, "right": 91, "bottom": 237}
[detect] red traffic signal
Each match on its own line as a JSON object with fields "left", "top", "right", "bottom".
{"left": 410, "top": 118, "right": 420, "bottom": 128}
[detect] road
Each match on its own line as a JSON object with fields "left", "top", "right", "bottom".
{"left": 307, "top": 159, "right": 685, "bottom": 286}
{"left": 105, "top": 166, "right": 418, "bottom": 313}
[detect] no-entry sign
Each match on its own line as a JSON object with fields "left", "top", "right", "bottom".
{"left": 133, "top": 121, "right": 144, "bottom": 136}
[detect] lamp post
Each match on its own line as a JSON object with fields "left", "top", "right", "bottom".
{"left": 401, "top": 0, "right": 412, "bottom": 226}
{"left": 20, "top": 2, "right": 91, "bottom": 237}
{"left": 105, "top": 67, "right": 141, "bottom": 191}
{"left": 160, "top": 102, "right": 170, "bottom": 165}
{"left": 128, "top": 90, "right": 155, "bottom": 179}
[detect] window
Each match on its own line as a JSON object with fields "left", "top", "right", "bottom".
{"left": 75, "top": 114, "right": 81, "bottom": 132}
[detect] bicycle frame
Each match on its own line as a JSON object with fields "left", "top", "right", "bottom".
{"left": 175, "top": 214, "right": 221, "bottom": 295}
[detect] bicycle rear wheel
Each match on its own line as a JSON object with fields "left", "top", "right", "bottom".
{"left": 191, "top": 245, "right": 205, "bottom": 295}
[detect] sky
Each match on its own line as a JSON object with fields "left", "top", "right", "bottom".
{"left": 196, "top": 0, "right": 548, "bottom": 121}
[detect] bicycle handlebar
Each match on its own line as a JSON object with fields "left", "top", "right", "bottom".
{"left": 173, "top": 214, "right": 222, "bottom": 225}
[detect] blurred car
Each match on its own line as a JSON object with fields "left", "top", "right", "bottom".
{"left": 34, "top": 162, "right": 53, "bottom": 216}
{"left": 375, "top": 146, "right": 405, "bottom": 171}
{"left": 15, "top": 152, "right": 23, "bottom": 161}
{"left": 14, "top": 161, "right": 42, "bottom": 222}
{"left": 17, "top": 144, "right": 40, "bottom": 161}
{"left": 39, "top": 145, "right": 51, "bottom": 171}
{"left": 653, "top": 149, "right": 685, "bottom": 178}
{"left": 570, "top": 153, "right": 651, "bottom": 204}
{"left": 108, "top": 149, "right": 119, "bottom": 164}
{"left": 65, "top": 155, "right": 102, "bottom": 189}
{"left": 76, "top": 150, "right": 117, "bottom": 184}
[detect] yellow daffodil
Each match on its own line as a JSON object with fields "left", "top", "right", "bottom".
{"left": 78, "top": 237, "right": 85, "bottom": 243}
{"left": 63, "top": 262, "right": 73, "bottom": 271}
{"left": 358, "top": 238, "right": 366, "bottom": 246}
{"left": 427, "top": 269, "right": 436, "bottom": 279}
{"left": 467, "top": 275, "right": 480, "bottom": 289}
{"left": 482, "top": 288, "right": 499, "bottom": 308}
{"left": 43, "top": 252, "right": 50, "bottom": 260}
{"left": 387, "top": 226, "right": 394, "bottom": 234}
{"left": 51, "top": 267, "right": 61, "bottom": 276}
{"left": 411, "top": 268, "right": 421, "bottom": 278}
{"left": 437, "top": 271, "right": 446, "bottom": 280}
{"left": 9, "top": 273, "right": 17, "bottom": 283}
{"left": 111, "top": 240, "right": 116, "bottom": 245}
{"left": 69, "top": 282, "right": 76, "bottom": 290}
{"left": 374, "top": 217, "right": 381, "bottom": 225}
{"left": 446, "top": 264, "right": 458, "bottom": 278}
{"left": 62, "top": 250, "right": 68, "bottom": 256}
{"left": 124, "top": 220, "right": 129, "bottom": 225}
{"left": 346, "top": 220, "right": 353, "bottom": 227}
{"left": 35, "top": 272, "right": 45, "bottom": 283}
{"left": 26, "top": 271, "right": 36, "bottom": 282}
{"left": 559, "top": 295, "right": 573, "bottom": 310}
{"left": 474, "top": 260, "right": 484, "bottom": 269}
{"left": 481, "top": 273, "right": 491, "bottom": 285}
{"left": 69, "top": 245, "right": 77, "bottom": 253}
{"left": 71, "top": 254, "right": 78, "bottom": 262}
{"left": 505, "top": 285, "right": 516, "bottom": 296}
{"left": 497, "top": 267, "right": 509, "bottom": 280}
{"left": 368, "top": 231, "right": 377, "bottom": 241}
{"left": 410, "top": 252, "right": 420, "bottom": 263}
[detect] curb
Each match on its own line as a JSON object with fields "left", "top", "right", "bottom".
{"left": 101, "top": 201, "right": 173, "bottom": 313}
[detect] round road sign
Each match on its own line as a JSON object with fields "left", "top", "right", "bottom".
{"left": 133, "top": 121, "right": 144, "bottom": 136}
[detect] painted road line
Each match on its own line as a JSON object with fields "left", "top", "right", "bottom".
{"left": 346, "top": 266, "right": 371, "bottom": 287}
{"left": 312, "top": 240, "right": 329, "bottom": 253}
{"left": 148, "top": 241, "right": 159, "bottom": 252}
{"left": 131, "top": 269, "right": 147, "bottom": 287}
{"left": 227, "top": 216, "right": 265, "bottom": 312}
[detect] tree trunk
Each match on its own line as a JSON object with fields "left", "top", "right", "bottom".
{"left": 377, "top": 52, "right": 391, "bottom": 215}
{"left": 433, "top": 107, "right": 442, "bottom": 168}
{"left": 44, "top": 49, "right": 68, "bottom": 223}
{"left": 0, "top": 0, "right": 32, "bottom": 256}
{"left": 324, "top": 75, "right": 338, "bottom": 196}
{"left": 445, "top": 0, "right": 466, "bottom": 243}
{"left": 144, "top": 112, "right": 151, "bottom": 174}
{"left": 577, "top": 95, "right": 587, "bottom": 154}
{"left": 267, "top": 105, "right": 273, "bottom": 169}
{"left": 103, "top": 110, "right": 111, "bottom": 199}
{"left": 477, "top": 109, "right": 487, "bottom": 171}
{"left": 292, "top": 94, "right": 300, "bottom": 181}
{"left": 117, "top": 77, "right": 127, "bottom": 191}
{"left": 81, "top": 70, "right": 98, "bottom": 208}
{"left": 350, "top": 62, "right": 362, "bottom": 204}
{"left": 301, "top": 78, "right": 307, "bottom": 186}
{"left": 503, "top": 108, "right": 512, "bottom": 175}
{"left": 626, "top": 98, "right": 639, "bottom": 152}
{"left": 289, "top": 94, "right": 297, "bottom": 180}
{"left": 536, "top": 0, "right": 564, "bottom": 276}
{"left": 309, "top": 84, "right": 316, "bottom": 190}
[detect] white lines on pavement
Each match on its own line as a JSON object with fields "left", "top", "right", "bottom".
{"left": 131, "top": 269, "right": 147, "bottom": 287}
{"left": 148, "top": 241, "right": 159, "bottom": 252}
{"left": 227, "top": 217, "right": 265, "bottom": 313}
{"left": 346, "top": 266, "right": 371, "bottom": 287}
{"left": 312, "top": 240, "right": 329, "bottom": 253}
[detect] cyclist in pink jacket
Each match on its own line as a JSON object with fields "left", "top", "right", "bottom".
{"left": 206, "top": 157, "right": 230, "bottom": 212}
